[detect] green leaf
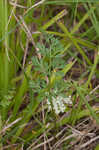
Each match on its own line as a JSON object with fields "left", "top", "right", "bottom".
{"left": 95, "top": 144, "right": 99, "bottom": 150}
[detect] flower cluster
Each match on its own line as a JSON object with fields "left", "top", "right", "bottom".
{"left": 47, "top": 95, "right": 72, "bottom": 115}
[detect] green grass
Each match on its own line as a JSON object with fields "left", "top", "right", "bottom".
{"left": 0, "top": 0, "right": 99, "bottom": 149}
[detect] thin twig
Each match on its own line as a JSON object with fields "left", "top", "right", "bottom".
{"left": 53, "top": 125, "right": 82, "bottom": 149}
{"left": 0, "top": 117, "right": 22, "bottom": 134}
{"left": 7, "top": 0, "right": 17, "bottom": 29}
{"left": 42, "top": 101, "right": 47, "bottom": 150}
{"left": 86, "top": 84, "right": 99, "bottom": 101}
{"left": 54, "top": 133, "right": 79, "bottom": 149}
{"left": 24, "top": 0, "right": 45, "bottom": 15}
{"left": 31, "top": 127, "right": 68, "bottom": 150}
{"left": 27, "top": 123, "right": 50, "bottom": 150}
{"left": 23, "top": 39, "right": 29, "bottom": 68}
{"left": 79, "top": 135, "right": 99, "bottom": 149}
{"left": 3, "top": 144, "right": 18, "bottom": 150}
{"left": 9, "top": 1, "right": 27, "bottom": 8}
{"left": 19, "top": 15, "right": 41, "bottom": 59}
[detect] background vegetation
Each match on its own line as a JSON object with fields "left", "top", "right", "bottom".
{"left": 0, "top": 0, "right": 99, "bottom": 149}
